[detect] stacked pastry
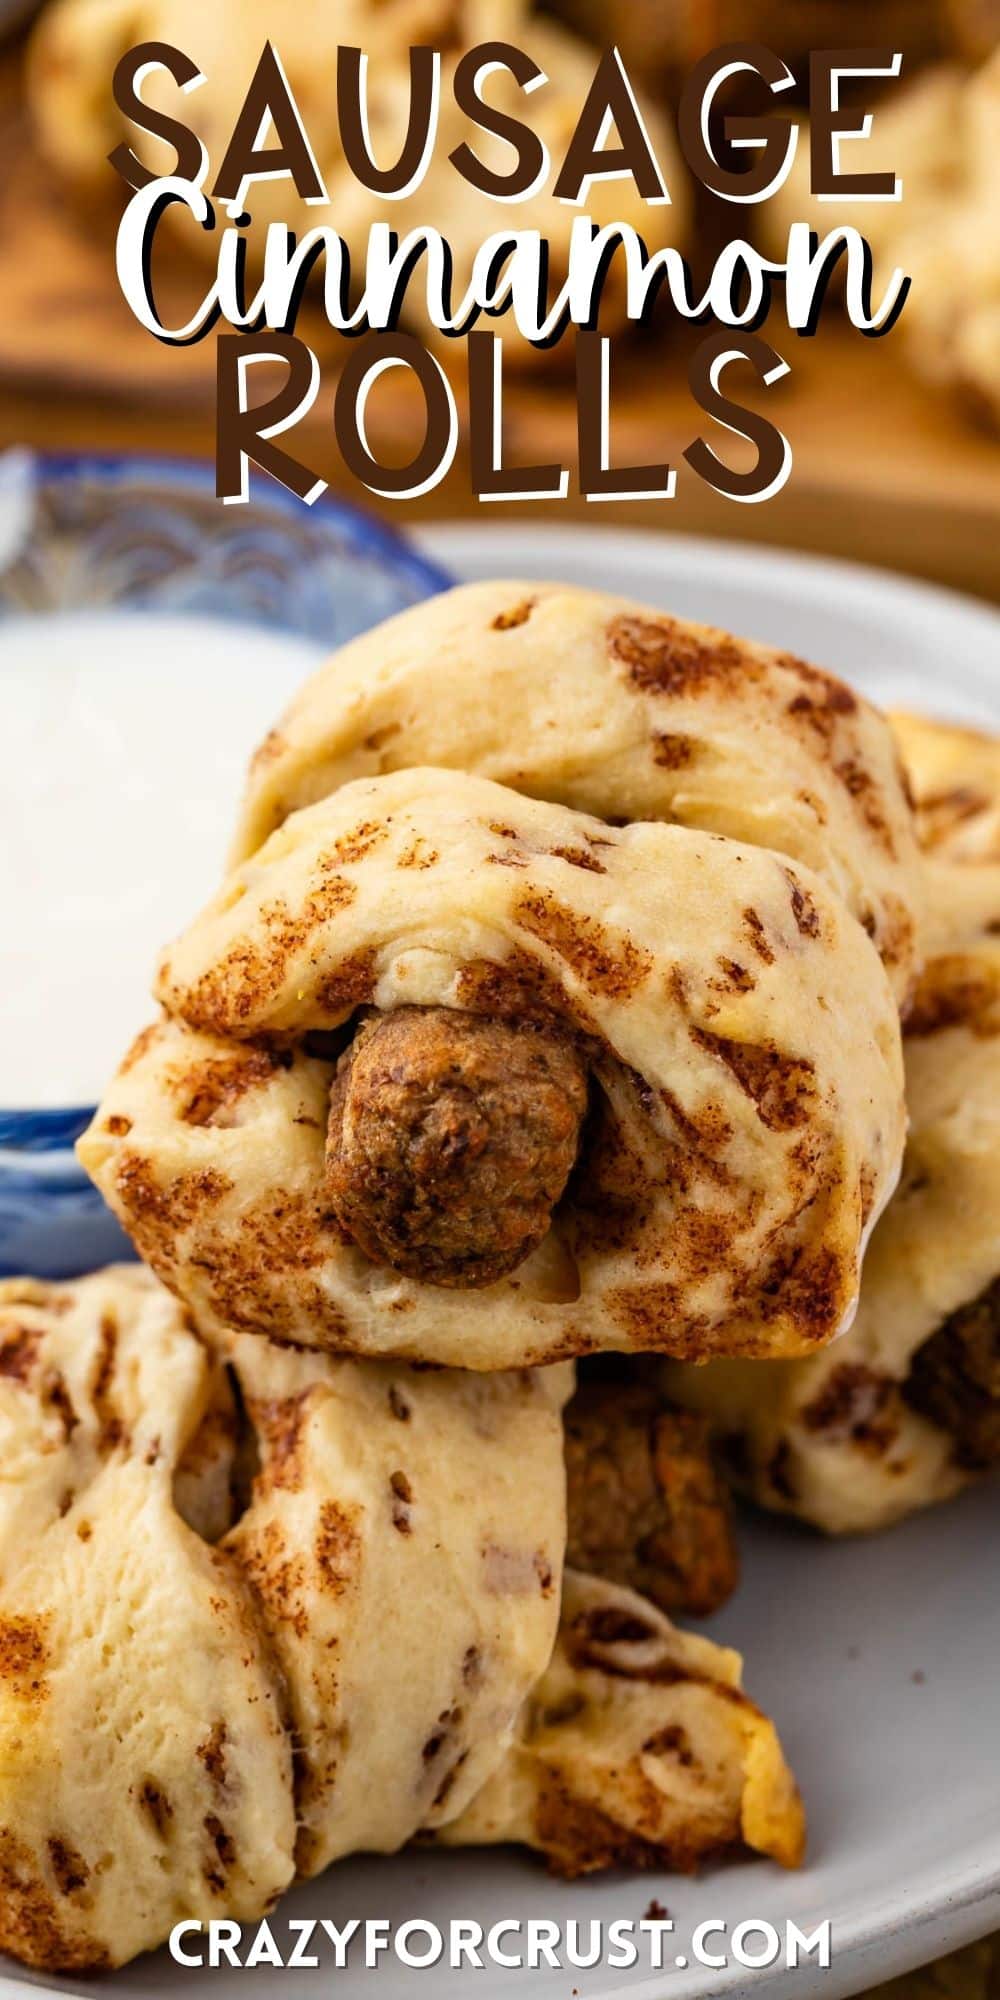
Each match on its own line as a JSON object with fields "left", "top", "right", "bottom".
{"left": 8, "top": 578, "right": 984, "bottom": 1975}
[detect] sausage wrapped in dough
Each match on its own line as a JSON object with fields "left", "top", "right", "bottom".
{"left": 80, "top": 767, "right": 906, "bottom": 1368}
{"left": 890, "top": 710, "right": 1000, "bottom": 865}
{"left": 564, "top": 1376, "right": 739, "bottom": 1617}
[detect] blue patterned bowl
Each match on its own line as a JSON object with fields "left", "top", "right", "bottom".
{"left": 0, "top": 449, "right": 451, "bottom": 1277}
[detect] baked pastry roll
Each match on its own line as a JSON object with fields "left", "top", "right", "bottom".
{"left": 437, "top": 1569, "right": 805, "bottom": 1874}
{"left": 891, "top": 711, "right": 1000, "bottom": 864}
{"left": 663, "top": 857, "right": 1000, "bottom": 1533}
{"left": 0, "top": 1266, "right": 567, "bottom": 1969}
{"left": 564, "top": 1375, "right": 739, "bottom": 1616}
{"left": 79, "top": 766, "right": 905, "bottom": 1368}
{"left": 25, "top": 0, "right": 145, "bottom": 193}
{"left": 27, "top": 0, "right": 508, "bottom": 204}
{"left": 0, "top": 1266, "right": 295, "bottom": 1973}
{"left": 0, "top": 1266, "right": 804, "bottom": 1972}
{"left": 218, "top": 1327, "right": 570, "bottom": 1876}
{"left": 231, "top": 581, "right": 923, "bottom": 1007}
{"left": 887, "top": 52, "right": 1000, "bottom": 429}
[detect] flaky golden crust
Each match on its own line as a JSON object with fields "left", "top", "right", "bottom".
{"left": 564, "top": 1378, "right": 738, "bottom": 1617}
{"left": 232, "top": 582, "right": 923, "bottom": 1007}
{"left": 326, "top": 1006, "right": 588, "bottom": 1285}
{"left": 0, "top": 1267, "right": 294, "bottom": 1972}
{"left": 80, "top": 768, "right": 905, "bottom": 1368}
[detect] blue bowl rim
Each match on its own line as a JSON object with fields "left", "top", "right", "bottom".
{"left": 0, "top": 446, "right": 453, "bottom": 1154}
{"left": 0, "top": 1108, "right": 95, "bottom": 1152}
{"left": 6, "top": 446, "right": 452, "bottom": 601}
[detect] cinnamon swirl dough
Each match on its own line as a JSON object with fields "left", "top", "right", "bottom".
{"left": 0, "top": 1266, "right": 568, "bottom": 1969}
{"left": 0, "top": 1267, "right": 803, "bottom": 1972}
{"left": 663, "top": 856, "right": 1000, "bottom": 1534}
{"left": 890, "top": 711, "right": 1000, "bottom": 864}
{"left": 79, "top": 767, "right": 905, "bottom": 1368}
{"left": 436, "top": 1569, "right": 805, "bottom": 1875}
{"left": 231, "top": 581, "right": 923, "bottom": 1007}
{"left": 219, "top": 1328, "right": 570, "bottom": 1877}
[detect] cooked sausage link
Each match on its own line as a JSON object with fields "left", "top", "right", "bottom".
{"left": 564, "top": 1378, "right": 740, "bottom": 1618}
{"left": 904, "top": 1277, "right": 1000, "bottom": 1469}
{"left": 326, "top": 1006, "right": 588, "bottom": 1287}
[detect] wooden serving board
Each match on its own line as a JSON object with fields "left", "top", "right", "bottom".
{"left": 870, "top": 1938, "right": 1000, "bottom": 1997}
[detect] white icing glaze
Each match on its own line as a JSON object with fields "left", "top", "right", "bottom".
{"left": 1, "top": 609, "right": 322, "bottom": 1106}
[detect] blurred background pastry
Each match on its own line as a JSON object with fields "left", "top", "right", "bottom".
{"left": 549, "top": 0, "right": 996, "bottom": 86}
{"left": 26, "top": 0, "right": 690, "bottom": 364}
{"left": 549, "top": 0, "right": 943, "bottom": 88}
{"left": 79, "top": 758, "right": 906, "bottom": 1369}
{"left": 762, "top": 49, "right": 1000, "bottom": 428}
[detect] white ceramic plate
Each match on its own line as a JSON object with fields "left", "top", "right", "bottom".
{"left": 5, "top": 523, "right": 1000, "bottom": 2000}
{"left": 419, "top": 521, "right": 999, "bottom": 727}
